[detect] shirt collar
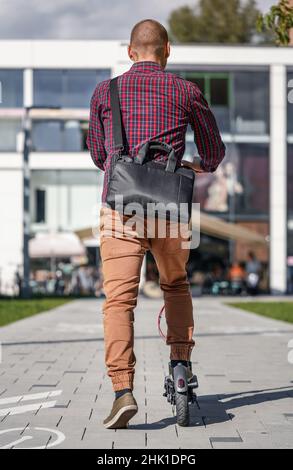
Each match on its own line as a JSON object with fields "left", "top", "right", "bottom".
{"left": 129, "top": 61, "right": 164, "bottom": 73}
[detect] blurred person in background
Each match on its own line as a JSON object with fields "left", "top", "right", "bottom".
{"left": 228, "top": 261, "right": 246, "bottom": 295}
{"left": 246, "top": 251, "right": 261, "bottom": 295}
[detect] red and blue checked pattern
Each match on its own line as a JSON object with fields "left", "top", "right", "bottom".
{"left": 87, "top": 61, "right": 225, "bottom": 201}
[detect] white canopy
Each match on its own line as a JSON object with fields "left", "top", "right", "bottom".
{"left": 29, "top": 232, "right": 86, "bottom": 258}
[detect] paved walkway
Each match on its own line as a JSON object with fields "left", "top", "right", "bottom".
{"left": 0, "top": 297, "right": 293, "bottom": 449}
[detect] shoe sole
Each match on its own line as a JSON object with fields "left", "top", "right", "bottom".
{"left": 104, "top": 405, "right": 138, "bottom": 429}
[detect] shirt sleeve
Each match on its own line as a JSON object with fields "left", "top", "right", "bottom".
{"left": 187, "top": 82, "right": 226, "bottom": 173}
{"left": 86, "top": 85, "right": 107, "bottom": 171}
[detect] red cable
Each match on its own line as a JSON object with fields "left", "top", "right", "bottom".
{"left": 157, "top": 304, "right": 166, "bottom": 340}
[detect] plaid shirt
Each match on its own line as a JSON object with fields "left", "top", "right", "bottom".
{"left": 87, "top": 61, "right": 225, "bottom": 201}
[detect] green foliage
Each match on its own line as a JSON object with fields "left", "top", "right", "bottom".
{"left": 257, "top": 0, "right": 293, "bottom": 46}
{"left": 168, "top": 0, "right": 269, "bottom": 44}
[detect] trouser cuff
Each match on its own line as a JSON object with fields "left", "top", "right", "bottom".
{"left": 111, "top": 372, "right": 134, "bottom": 392}
{"left": 170, "top": 345, "right": 193, "bottom": 361}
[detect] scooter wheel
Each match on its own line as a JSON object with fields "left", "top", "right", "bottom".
{"left": 175, "top": 391, "right": 189, "bottom": 427}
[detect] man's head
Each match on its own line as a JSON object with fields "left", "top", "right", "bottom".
{"left": 128, "top": 19, "right": 170, "bottom": 68}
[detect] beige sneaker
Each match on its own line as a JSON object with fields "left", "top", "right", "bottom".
{"left": 103, "top": 392, "right": 138, "bottom": 429}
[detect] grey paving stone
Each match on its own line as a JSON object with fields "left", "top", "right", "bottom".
{"left": 0, "top": 297, "right": 293, "bottom": 449}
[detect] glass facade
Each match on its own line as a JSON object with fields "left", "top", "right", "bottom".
{"left": 171, "top": 68, "right": 270, "bottom": 224}
{"left": 0, "top": 70, "right": 23, "bottom": 107}
{"left": 33, "top": 69, "right": 110, "bottom": 108}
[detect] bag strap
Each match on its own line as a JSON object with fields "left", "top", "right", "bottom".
{"left": 110, "top": 77, "right": 124, "bottom": 152}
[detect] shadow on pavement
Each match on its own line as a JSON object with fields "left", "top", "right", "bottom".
{"left": 129, "top": 386, "right": 293, "bottom": 429}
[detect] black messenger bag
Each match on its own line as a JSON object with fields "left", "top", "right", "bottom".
{"left": 105, "top": 77, "right": 195, "bottom": 222}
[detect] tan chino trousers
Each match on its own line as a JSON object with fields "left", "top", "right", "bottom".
{"left": 99, "top": 207, "right": 195, "bottom": 391}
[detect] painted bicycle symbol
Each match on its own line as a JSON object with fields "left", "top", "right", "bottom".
{"left": 0, "top": 427, "right": 65, "bottom": 449}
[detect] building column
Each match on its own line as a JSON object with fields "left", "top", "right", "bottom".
{"left": 270, "top": 64, "right": 287, "bottom": 294}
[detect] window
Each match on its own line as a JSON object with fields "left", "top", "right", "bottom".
{"left": 35, "top": 189, "right": 46, "bottom": 223}
{"left": 183, "top": 72, "right": 231, "bottom": 133}
{"left": 184, "top": 73, "right": 230, "bottom": 106}
{"left": 32, "top": 120, "right": 85, "bottom": 152}
{"left": 64, "top": 71, "right": 107, "bottom": 108}
{"left": 30, "top": 170, "right": 102, "bottom": 231}
{"left": 33, "top": 69, "right": 110, "bottom": 108}
{"left": 63, "top": 121, "right": 83, "bottom": 151}
{"left": 0, "top": 119, "right": 21, "bottom": 151}
{"left": 236, "top": 144, "right": 269, "bottom": 216}
{"left": 188, "top": 77, "right": 205, "bottom": 94}
{"left": 0, "top": 70, "right": 23, "bottom": 107}
{"left": 233, "top": 71, "right": 269, "bottom": 135}
{"left": 33, "top": 70, "right": 62, "bottom": 108}
{"left": 209, "top": 76, "right": 230, "bottom": 133}
{"left": 32, "top": 120, "right": 62, "bottom": 151}
{"left": 210, "top": 78, "right": 229, "bottom": 106}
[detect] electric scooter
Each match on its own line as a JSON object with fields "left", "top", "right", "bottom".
{"left": 163, "top": 361, "right": 198, "bottom": 426}
{"left": 158, "top": 306, "right": 198, "bottom": 426}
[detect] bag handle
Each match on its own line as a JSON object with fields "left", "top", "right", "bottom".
{"left": 110, "top": 77, "right": 124, "bottom": 152}
{"left": 135, "top": 140, "right": 177, "bottom": 173}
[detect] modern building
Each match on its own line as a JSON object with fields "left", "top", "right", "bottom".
{"left": 0, "top": 40, "right": 292, "bottom": 294}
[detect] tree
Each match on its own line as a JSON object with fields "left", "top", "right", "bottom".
{"left": 168, "top": 0, "right": 268, "bottom": 44}
{"left": 256, "top": 0, "right": 293, "bottom": 46}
